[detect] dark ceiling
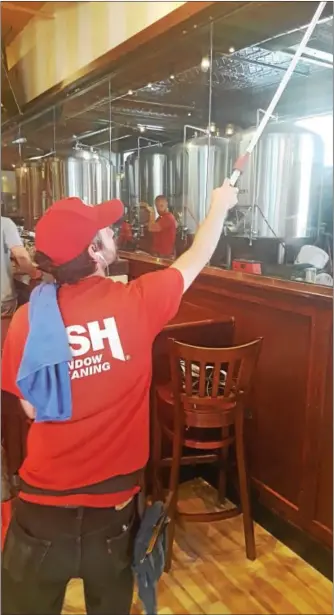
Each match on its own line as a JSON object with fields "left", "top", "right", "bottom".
{"left": 1, "top": 1, "right": 333, "bottom": 169}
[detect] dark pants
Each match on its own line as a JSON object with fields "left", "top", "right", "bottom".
{"left": 2, "top": 498, "right": 137, "bottom": 615}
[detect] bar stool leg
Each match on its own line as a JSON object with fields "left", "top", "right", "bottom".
{"left": 152, "top": 391, "right": 163, "bottom": 502}
{"left": 235, "top": 408, "right": 256, "bottom": 560}
{"left": 217, "top": 428, "right": 229, "bottom": 503}
{"left": 165, "top": 429, "right": 183, "bottom": 572}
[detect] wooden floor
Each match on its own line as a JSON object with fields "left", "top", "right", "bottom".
{"left": 62, "top": 479, "right": 332, "bottom": 615}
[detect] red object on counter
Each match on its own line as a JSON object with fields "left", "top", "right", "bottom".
{"left": 1, "top": 499, "right": 13, "bottom": 549}
{"left": 232, "top": 259, "right": 262, "bottom": 275}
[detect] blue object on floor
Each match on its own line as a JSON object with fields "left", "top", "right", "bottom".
{"left": 16, "top": 283, "right": 72, "bottom": 423}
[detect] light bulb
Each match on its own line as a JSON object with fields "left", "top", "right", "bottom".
{"left": 128, "top": 89, "right": 133, "bottom": 95}
{"left": 225, "top": 123, "right": 235, "bottom": 136}
{"left": 201, "top": 56, "right": 210, "bottom": 72}
{"left": 229, "top": 46, "right": 235, "bottom": 53}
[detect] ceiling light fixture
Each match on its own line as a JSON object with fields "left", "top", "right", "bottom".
{"left": 143, "top": 124, "right": 164, "bottom": 132}
{"left": 201, "top": 56, "right": 210, "bottom": 72}
{"left": 12, "top": 137, "right": 27, "bottom": 145}
{"left": 188, "top": 112, "right": 192, "bottom": 117}
{"left": 229, "top": 46, "right": 235, "bottom": 53}
{"left": 225, "top": 123, "right": 235, "bottom": 136}
{"left": 170, "top": 74, "right": 175, "bottom": 80}
{"left": 128, "top": 89, "right": 134, "bottom": 95}
{"left": 138, "top": 125, "right": 146, "bottom": 133}
{"left": 147, "top": 82, "right": 153, "bottom": 88}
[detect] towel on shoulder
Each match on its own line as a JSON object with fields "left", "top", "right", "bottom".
{"left": 16, "top": 283, "right": 72, "bottom": 423}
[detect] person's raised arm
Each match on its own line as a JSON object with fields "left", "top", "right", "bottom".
{"left": 11, "top": 245, "right": 41, "bottom": 279}
{"left": 147, "top": 207, "right": 161, "bottom": 233}
{"left": 171, "top": 179, "right": 238, "bottom": 292}
{"left": 3, "top": 218, "right": 41, "bottom": 279}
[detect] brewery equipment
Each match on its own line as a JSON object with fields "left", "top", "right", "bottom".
{"left": 168, "top": 136, "right": 234, "bottom": 232}
{"left": 43, "top": 148, "right": 115, "bottom": 206}
{"left": 124, "top": 146, "right": 169, "bottom": 207}
{"left": 15, "top": 162, "right": 45, "bottom": 230}
{"left": 230, "top": 123, "right": 324, "bottom": 239}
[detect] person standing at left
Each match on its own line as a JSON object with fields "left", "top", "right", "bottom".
{"left": 1, "top": 216, "right": 41, "bottom": 544}
{"left": 1, "top": 216, "right": 40, "bottom": 345}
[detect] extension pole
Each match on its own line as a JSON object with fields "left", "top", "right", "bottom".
{"left": 229, "top": 1, "right": 328, "bottom": 186}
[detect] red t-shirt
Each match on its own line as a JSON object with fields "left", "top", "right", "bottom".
{"left": 1, "top": 268, "right": 184, "bottom": 508}
{"left": 152, "top": 212, "right": 177, "bottom": 257}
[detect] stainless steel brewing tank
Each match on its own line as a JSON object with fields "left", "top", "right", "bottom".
{"left": 231, "top": 123, "right": 324, "bottom": 239}
{"left": 15, "top": 162, "right": 45, "bottom": 229}
{"left": 124, "top": 147, "right": 168, "bottom": 207}
{"left": 168, "top": 136, "right": 233, "bottom": 232}
{"left": 44, "top": 149, "right": 114, "bottom": 206}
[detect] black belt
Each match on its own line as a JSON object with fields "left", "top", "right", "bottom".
{"left": 20, "top": 468, "right": 144, "bottom": 497}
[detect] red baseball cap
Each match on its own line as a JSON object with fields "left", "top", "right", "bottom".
{"left": 35, "top": 197, "right": 124, "bottom": 265}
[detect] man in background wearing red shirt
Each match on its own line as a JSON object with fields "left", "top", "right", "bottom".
{"left": 147, "top": 195, "right": 177, "bottom": 257}
{"left": 1, "top": 180, "right": 238, "bottom": 615}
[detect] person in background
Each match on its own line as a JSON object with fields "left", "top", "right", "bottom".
{"left": 146, "top": 195, "right": 177, "bottom": 258}
{"left": 1, "top": 216, "right": 40, "bottom": 345}
{"left": 1, "top": 216, "right": 41, "bottom": 561}
{"left": 1, "top": 180, "right": 237, "bottom": 615}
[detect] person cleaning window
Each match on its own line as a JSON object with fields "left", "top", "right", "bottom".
{"left": 1, "top": 180, "right": 238, "bottom": 615}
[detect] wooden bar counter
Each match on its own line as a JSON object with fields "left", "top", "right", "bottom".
{"left": 120, "top": 250, "right": 333, "bottom": 550}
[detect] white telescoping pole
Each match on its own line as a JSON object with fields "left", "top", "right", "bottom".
{"left": 229, "top": 1, "right": 328, "bottom": 186}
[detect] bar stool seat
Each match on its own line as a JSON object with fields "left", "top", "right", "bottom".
{"left": 151, "top": 337, "right": 263, "bottom": 571}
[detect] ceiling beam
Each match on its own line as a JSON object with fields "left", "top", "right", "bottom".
{"left": 1, "top": 2, "right": 54, "bottom": 19}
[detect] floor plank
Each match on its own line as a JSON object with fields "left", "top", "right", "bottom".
{"left": 62, "top": 479, "right": 332, "bottom": 615}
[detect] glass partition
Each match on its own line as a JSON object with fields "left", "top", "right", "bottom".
{"left": 1, "top": 6, "right": 332, "bottom": 285}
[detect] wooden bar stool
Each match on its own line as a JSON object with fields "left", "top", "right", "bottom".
{"left": 152, "top": 337, "right": 262, "bottom": 571}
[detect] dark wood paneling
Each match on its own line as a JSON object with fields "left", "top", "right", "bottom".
{"left": 313, "top": 330, "right": 333, "bottom": 537}
{"left": 189, "top": 287, "right": 311, "bottom": 507}
{"left": 123, "top": 252, "right": 333, "bottom": 548}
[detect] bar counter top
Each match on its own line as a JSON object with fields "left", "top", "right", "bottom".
{"left": 120, "top": 249, "right": 333, "bottom": 551}
{"left": 119, "top": 250, "right": 332, "bottom": 303}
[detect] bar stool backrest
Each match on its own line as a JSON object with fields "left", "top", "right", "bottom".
{"left": 168, "top": 338, "right": 263, "bottom": 427}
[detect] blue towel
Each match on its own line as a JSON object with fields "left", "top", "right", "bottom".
{"left": 16, "top": 283, "right": 72, "bottom": 423}
{"left": 132, "top": 501, "right": 167, "bottom": 615}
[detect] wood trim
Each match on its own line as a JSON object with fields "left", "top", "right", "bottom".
{"left": 255, "top": 479, "right": 333, "bottom": 548}
{"left": 1, "top": 2, "right": 52, "bottom": 18}
{"left": 3, "top": 0, "right": 226, "bottom": 127}
{"left": 4, "top": 1, "right": 333, "bottom": 131}
{"left": 123, "top": 252, "right": 333, "bottom": 549}
{"left": 299, "top": 309, "right": 332, "bottom": 520}
{"left": 120, "top": 252, "right": 332, "bottom": 304}
{"left": 190, "top": 281, "right": 319, "bottom": 317}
